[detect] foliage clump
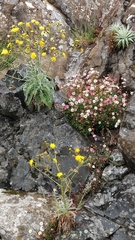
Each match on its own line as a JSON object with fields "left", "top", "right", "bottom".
{"left": 0, "top": 20, "right": 67, "bottom": 110}
{"left": 109, "top": 23, "right": 135, "bottom": 50}
{"left": 61, "top": 69, "right": 128, "bottom": 135}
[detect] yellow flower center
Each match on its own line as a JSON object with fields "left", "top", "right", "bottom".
{"left": 30, "top": 52, "right": 37, "bottom": 59}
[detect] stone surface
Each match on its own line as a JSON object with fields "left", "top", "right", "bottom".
{"left": 0, "top": 189, "right": 52, "bottom": 240}
{"left": 0, "top": 67, "right": 89, "bottom": 192}
{"left": 56, "top": 168, "right": 135, "bottom": 240}
{"left": 118, "top": 93, "right": 135, "bottom": 170}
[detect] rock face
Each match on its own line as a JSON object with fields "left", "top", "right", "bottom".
{"left": 1, "top": 151, "right": 135, "bottom": 240}
{"left": 0, "top": 189, "right": 52, "bottom": 240}
{"left": 118, "top": 93, "right": 135, "bottom": 171}
{"left": 0, "top": 66, "right": 89, "bottom": 192}
{"left": 1, "top": 0, "right": 135, "bottom": 240}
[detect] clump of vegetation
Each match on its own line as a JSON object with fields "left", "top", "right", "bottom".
{"left": 0, "top": 20, "right": 67, "bottom": 110}
{"left": 0, "top": 35, "right": 17, "bottom": 71}
{"left": 109, "top": 23, "right": 135, "bottom": 50}
{"left": 29, "top": 141, "right": 110, "bottom": 239}
{"left": 71, "top": 3, "right": 100, "bottom": 51}
{"left": 60, "top": 69, "right": 128, "bottom": 136}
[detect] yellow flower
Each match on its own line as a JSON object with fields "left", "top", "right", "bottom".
{"left": 26, "top": 22, "right": 31, "bottom": 28}
{"left": 62, "top": 52, "right": 66, "bottom": 57}
{"left": 34, "top": 41, "right": 38, "bottom": 46}
{"left": 35, "top": 21, "right": 40, "bottom": 25}
{"left": 51, "top": 56, "right": 56, "bottom": 62}
{"left": 18, "top": 40, "right": 23, "bottom": 45}
{"left": 15, "top": 39, "right": 19, "bottom": 44}
{"left": 31, "top": 19, "right": 36, "bottom": 23}
{"left": 53, "top": 158, "right": 57, "bottom": 163}
{"left": 41, "top": 52, "right": 46, "bottom": 57}
{"left": 1, "top": 48, "right": 9, "bottom": 55}
{"left": 39, "top": 26, "right": 44, "bottom": 31}
{"left": 74, "top": 39, "right": 79, "bottom": 43}
{"left": 57, "top": 172, "right": 63, "bottom": 178}
{"left": 39, "top": 40, "right": 45, "bottom": 47}
{"left": 61, "top": 33, "right": 65, "bottom": 39}
{"left": 50, "top": 46, "right": 56, "bottom": 51}
{"left": 7, "top": 43, "right": 12, "bottom": 48}
{"left": 21, "top": 33, "right": 27, "bottom": 37}
{"left": 60, "top": 29, "right": 65, "bottom": 33}
{"left": 10, "top": 27, "right": 20, "bottom": 33}
{"left": 75, "top": 155, "right": 85, "bottom": 163}
{"left": 80, "top": 48, "right": 84, "bottom": 53}
{"left": 50, "top": 143, "right": 56, "bottom": 149}
{"left": 30, "top": 52, "right": 37, "bottom": 59}
{"left": 25, "top": 48, "right": 30, "bottom": 53}
{"left": 29, "top": 159, "right": 34, "bottom": 166}
{"left": 18, "top": 22, "right": 23, "bottom": 26}
{"left": 74, "top": 148, "right": 80, "bottom": 153}
{"left": 15, "top": 39, "right": 23, "bottom": 45}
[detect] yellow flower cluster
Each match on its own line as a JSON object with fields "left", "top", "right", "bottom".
{"left": 75, "top": 155, "right": 85, "bottom": 163}
{"left": 1, "top": 19, "right": 67, "bottom": 66}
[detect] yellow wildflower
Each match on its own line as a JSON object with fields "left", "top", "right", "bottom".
{"left": 39, "top": 40, "right": 45, "bottom": 47}
{"left": 50, "top": 143, "right": 56, "bottom": 149}
{"left": 62, "top": 52, "right": 66, "bottom": 57}
{"left": 80, "top": 48, "right": 84, "bottom": 53}
{"left": 74, "top": 148, "right": 80, "bottom": 153}
{"left": 57, "top": 172, "right": 63, "bottom": 178}
{"left": 60, "top": 29, "right": 65, "bottom": 33}
{"left": 29, "top": 159, "right": 34, "bottom": 166}
{"left": 18, "top": 22, "right": 23, "bottom": 26}
{"left": 50, "top": 46, "right": 56, "bottom": 51}
{"left": 61, "top": 33, "right": 65, "bottom": 39}
{"left": 25, "top": 48, "right": 30, "bottom": 53}
{"left": 21, "top": 33, "right": 28, "bottom": 38}
{"left": 35, "top": 21, "right": 40, "bottom": 25}
{"left": 26, "top": 22, "right": 31, "bottom": 28}
{"left": 31, "top": 19, "right": 36, "bottom": 23}
{"left": 75, "top": 155, "right": 85, "bottom": 163}
{"left": 39, "top": 26, "right": 44, "bottom": 31}
{"left": 10, "top": 27, "right": 20, "bottom": 33}
{"left": 34, "top": 41, "right": 38, "bottom": 46}
{"left": 74, "top": 39, "right": 79, "bottom": 43}
{"left": 30, "top": 52, "right": 37, "bottom": 59}
{"left": 41, "top": 52, "right": 46, "bottom": 57}
{"left": 1, "top": 48, "right": 9, "bottom": 55}
{"left": 51, "top": 56, "right": 56, "bottom": 62}
{"left": 7, "top": 43, "right": 12, "bottom": 48}
{"left": 53, "top": 158, "right": 58, "bottom": 163}
{"left": 15, "top": 39, "right": 23, "bottom": 45}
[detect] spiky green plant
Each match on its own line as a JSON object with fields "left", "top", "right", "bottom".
{"left": 20, "top": 65, "right": 55, "bottom": 111}
{"left": 109, "top": 23, "right": 135, "bottom": 49}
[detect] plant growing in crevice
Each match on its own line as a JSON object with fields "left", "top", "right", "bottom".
{"left": 0, "top": 20, "right": 67, "bottom": 110}
{"left": 60, "top": 69, "right": 129, "bottom": 136}
{"left": 29, "top": 141, "right": 111, "bottom": 239}
{"left": 109, "top": 23, "right": 135, "bottom": 50}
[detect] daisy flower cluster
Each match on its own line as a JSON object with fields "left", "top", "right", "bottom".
{"left": 1, "top": 19, "right": 67, "bottom": 64}
{"left": 0, "top": 20, "right": 67, "bottom": 111}
{"left": 61, "top": 69, "right": 129, "bottom": 135}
